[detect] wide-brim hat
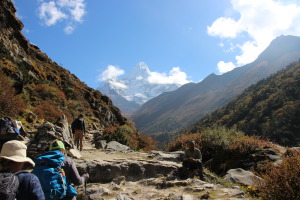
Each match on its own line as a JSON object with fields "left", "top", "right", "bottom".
{"left": 0, "top": 140, "right": 35, "bottom": 166}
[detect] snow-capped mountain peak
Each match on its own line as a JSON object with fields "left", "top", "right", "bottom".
{"left": 97, "top": 62, "right": 185, "bottom": 113}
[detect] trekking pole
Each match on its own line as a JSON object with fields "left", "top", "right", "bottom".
{"left": 84, "top": 176, "right": 87, "bottom": 195}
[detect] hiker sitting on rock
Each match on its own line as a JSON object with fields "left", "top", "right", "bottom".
{"left": 182, "top": 140, "right": 205, "bottom": 181}
{"left": 0, "top": 140, "right": 45, "bottom": 200}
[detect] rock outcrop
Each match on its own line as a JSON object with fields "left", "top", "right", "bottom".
{"left": 75, "top": 158, "right": 180, "bottom": 183}
{"left": 224, "top": 168, "right": 264, "bottom": 186}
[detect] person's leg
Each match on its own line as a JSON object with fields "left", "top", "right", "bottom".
{"left": 78, "top": 130, "right": 84, "bottom": 151}
{"left": 182, "top": 160, "right": 190, "bottom": 170}
{"left": 181, "top": 160, "right": 190, "bottom": 179}
{"left": 194, "top": 161, "right": 205, "bottom": 180}
{"left": 74, "top": 130, "right": 80, "bottom": 149}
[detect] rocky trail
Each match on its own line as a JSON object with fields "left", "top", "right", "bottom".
{"left": 70, "top": 138, "right": 253, "bottom": 200}
{"left": 26, "top": 120, "right": 277, "bottom": 200}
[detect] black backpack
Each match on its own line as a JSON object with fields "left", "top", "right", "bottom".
{"left": 0, "top": 117, "right": 20, "bottom": 140}
{"left": 71, "top": 118, "right": 83, "bottom": 131}
{"left": 0, "top": 172, "right": 19, "bottom": 200}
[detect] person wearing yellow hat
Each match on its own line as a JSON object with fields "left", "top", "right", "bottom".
{"left": 0, "top": 140, "right": 45, "bottom": 200}
{"left": 49, "top": 140, "right": 89, "bottom": 200}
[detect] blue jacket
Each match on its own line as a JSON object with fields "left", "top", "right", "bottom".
{"left": 16, "top": 172, "right": 45, "bottom": 200}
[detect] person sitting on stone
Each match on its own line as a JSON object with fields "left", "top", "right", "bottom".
{"left": 0, "top": 140, "right": 45, "bottom": 200}
{"left": 49, "top": 140, "right": 89, "bottom": 200}
{"left": 182, "top": 140, "right": 205, "bottom": 180}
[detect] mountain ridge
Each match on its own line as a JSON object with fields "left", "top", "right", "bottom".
{"left": 132, "top": 35, "right": 300, "bottom": 141}
{"left": 186, "top": 60, "right": 300, "bottom": 146}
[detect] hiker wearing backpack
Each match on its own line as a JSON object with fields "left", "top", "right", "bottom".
{"left": 71, "top": 114, "right": 86, "bottom": 151}
{"left": 0, "top": 140, "right": 45, "bottom": 200}
{"left": 0, "top": 117, "right": 22, "bottom": 150}
{"left": 33, "top": 140, "right": 89, "bottom": 200}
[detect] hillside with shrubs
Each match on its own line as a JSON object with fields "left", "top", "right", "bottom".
{"left": 0, "top": 0, "right": 155, "bottom": 150}
{"left": 185, "top": 60, "right": 300, "bottom": 147}
{"left": 168, "top": 61, "right": 300, "bottom": 199}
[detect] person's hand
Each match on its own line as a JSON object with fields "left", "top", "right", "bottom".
{"left": 83, "top": 173, "right": 89, "bottom": 180}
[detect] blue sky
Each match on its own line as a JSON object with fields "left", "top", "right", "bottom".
{"left": 12, "top": 0, "right": 300, "bottom": 89}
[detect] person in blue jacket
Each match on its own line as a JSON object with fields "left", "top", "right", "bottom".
{"left": 0, "top": 140, "right": 45, "bottom": 200}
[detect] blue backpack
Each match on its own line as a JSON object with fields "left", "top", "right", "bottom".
{"left": 32, "top": 150, "right": 67, "bottom": 200}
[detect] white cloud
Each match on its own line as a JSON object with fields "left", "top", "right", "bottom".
{"left": 38, "top": 1, "right": 67, "bottom": 26}
{"left": 207, "top": 17, "right": 241, "bottom": 38}
{"left": 217, "top": 61, "right": 236, "bottom": 74}
{"left": 64, "top": 25, "right": 74, "bottom": 34}
{"left": 37, "top": 0, "right": 86, "bottom": 34}
{"left": 208, "top": 0, "right": 300, "bottom": 73}
{"left": 57, "top": 0, "right": 86, "bottom": 22}
{"left": 147, "top": 67, "right": 190, "bottom": 85}
{"left": 99, "top": 65, "right": 125, "bottom": 82}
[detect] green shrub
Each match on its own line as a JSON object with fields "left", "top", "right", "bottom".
{"left": 33, "top": 100, "right": 63, "bottom": 122}
{"left": 255, "top": 152, "right": 300, "bottom": 200}
{"left": 0, "top": 42, "right": 14, "bottom": 61}
{"left": 199, "top": 126, "right": 244, "bottom": 160}
{"left": 168, "top": 133, "right": 201, "bottom": 151}
{"left": 227, "top": 136, "right": 269, "bottom": 157}
{"left": 0, "top": 73, "right": 26, "bottom": 118}
{"left": 103, "top": 126, "right": 129, "bottom": 146}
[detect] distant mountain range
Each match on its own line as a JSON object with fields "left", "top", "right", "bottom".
{"left": 131, "top": 35, "right": 300, "bottom": 142}
{"left": 97, "top": 62, "right": 181, "bottom": 113}
{"left": 186, "top": 60, "right": 300, "bottom": 147}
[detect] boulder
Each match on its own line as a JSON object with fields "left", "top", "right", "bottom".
{"left": 224, "top": 168, "right": 263, "bottom": 186}
{"left": 106, "top": 141, "right": 130, "bottom": 152}
{"left": 68, "top": 149, "right": 82, "bottom": 159}
{"left": 170, "top": 194, "right": 194, "bottom": 200}
{"left": 75, "top": 158, "right": 180, "bottom": 183}
{"left": 151, "top": 150, "right": 184, "bottom": 163}
{"left": 284, "top": 147, "right": 300, "bottom": 157}
{"left": 95, "top": 140, "right": 107, "bottom": 149}
{"left": 114, "top": 193, "right": 133, "bottom": 200}
{"left": 27, "top": 116, "right": 74, "bottom": 158}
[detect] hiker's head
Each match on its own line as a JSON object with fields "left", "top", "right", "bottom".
{"left": 0, "top": 140, "right": 34, "bottom": 172}
{"left": 79, "top": 114, "right": 84, "bottom": 118}
{"left": 49, "top": 140, "right": 65, "bottom": 153}
{"left": 188, "top": 140, "right": 196, "bottom": 149}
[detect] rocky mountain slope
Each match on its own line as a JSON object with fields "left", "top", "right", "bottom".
{"left": 132, "top": 35, "right": 300, "bottom": 142}
{"left": 98, "top": 62, "right": 181, "bottom": 113}
{"left": 186, "top": 60, "right": 300, "bottom": 147}
{"left": 0, "top": 0, "right": 126, "bottom": 129}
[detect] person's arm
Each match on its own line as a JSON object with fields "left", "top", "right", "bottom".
{"left": 67, "top": 158, "right": 88, "bottom": 186}
{"left": 192, "top": 149, "right": 202, "bottom": 162}
{"left": 183, "top": 149, "right": 191, "bottom": 161}
{"left": 29, "top": 174, "right": 45, "bottom": 200}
